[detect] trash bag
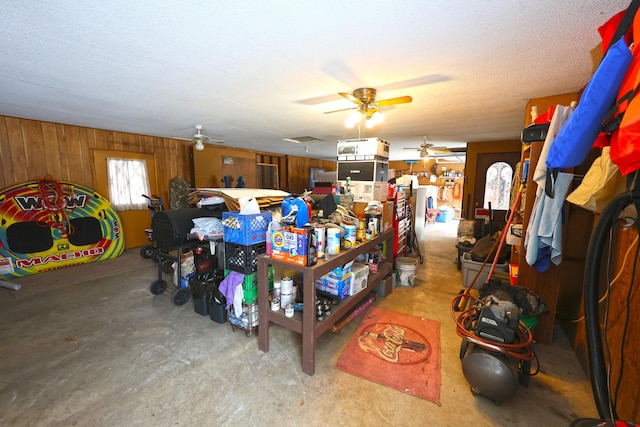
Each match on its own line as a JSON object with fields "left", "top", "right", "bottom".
{"left": 469, "top": 235, "right": 509, "bottom": 264}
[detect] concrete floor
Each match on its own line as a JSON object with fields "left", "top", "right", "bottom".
{"left": 0, "top": 220, "right": 598, "bottom": 426}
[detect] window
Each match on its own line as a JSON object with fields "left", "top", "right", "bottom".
{"left": 107, "top": 158, "right": 151, "bottom": 210}
{"left": 483, "top": 161, "right": 512, "bottom": 210}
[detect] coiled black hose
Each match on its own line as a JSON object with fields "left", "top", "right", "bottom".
{"left": 583, "top": 191, "right": 637, "bottom": 421}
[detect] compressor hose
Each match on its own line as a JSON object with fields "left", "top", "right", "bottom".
{"left": 451, "top": 291, "right": 535, "bottom": 361}
{"left": 583, "top": 190, "right": 638, "bottom": 421}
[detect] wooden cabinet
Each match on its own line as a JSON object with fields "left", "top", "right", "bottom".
{"left": 516, "top": 94, "right": 582, "bottom": 345}
{"left": 516, "top": 141, "right": 563, "bottom": 344}
{"left": 257, "top": 229, "right": 394, "bottom": 375}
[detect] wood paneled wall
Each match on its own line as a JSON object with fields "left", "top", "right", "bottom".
{"left": 0, "top": 115, "right": 192, "bottom": 205}
{"left": 0, "top": 115, "right": 337, "bottom": 205}
{"left": 286, "top": 155, "right": 337, "bottom": 194}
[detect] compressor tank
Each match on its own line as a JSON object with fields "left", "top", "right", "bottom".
{"left": 461, "top": 344, "right": 519, "bottom": 402}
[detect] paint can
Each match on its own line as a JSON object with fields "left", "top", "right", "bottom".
{"left": 327, "top": 228, "right": 341, "bottom": 255}
{"left": 280, "top": 276, "right": 294, "bottom": 307}
{"left": 285, "top": 304, "right": 295, "bottom": 318}
{"left": 314, "top": 225, "right": 326, "bottom": 255}
{"left": 270, "top": 298, "right": 280, "bottom": 311}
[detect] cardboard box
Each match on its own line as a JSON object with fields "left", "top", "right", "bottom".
{"left": 367, "top": 261, "right": 379, "bottom": 274}
{"left": 271, "top": 229, "right": 317, "bottom": 267}
{"left": 350, "top": 263, "right": 369, "bottom": 296}
{"left": 327, "top": 259, "right": 354, "bottom": 280}
{"left": 341, "top": 180, "right": 388, "bottom": 202}
{"left": 323, "top": 273, "right": 352, "bottom": 299}
{"left": 315, "top": 277, "right": 327, "bottom": 292}
{"left": 382, "top": 201, "right": 393, "bottom": 231}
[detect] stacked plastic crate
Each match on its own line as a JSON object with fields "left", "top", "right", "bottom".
{"left": 222, "top": 211, "right": 273, "bottom": 336}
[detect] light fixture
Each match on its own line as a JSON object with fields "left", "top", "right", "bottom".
{"left": 344, "top": 105, "right": 384, "bottom": 129}
{"left": 194, "top": 140, "right": 205, "bottom": 151}
{"left": 372, "top": 111, "right": 384, "bottom": 124}
{"left": 365, "top": 116, "right": 375, "bottom": 128}
{"left": 349, "top": 110, "right": 362, "bottom": 123}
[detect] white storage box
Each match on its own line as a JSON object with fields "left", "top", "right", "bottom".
{"left": 341, "top": 180, "right": 388, "bottom": 202}
{"left": 461, "top": 252, "right": 508, "bottom": 289}
{"left": 337, "top": 138, "right": 389, "bottom": 160}
{"left": 349, "top": 262, "right": 370, "bottom": 296}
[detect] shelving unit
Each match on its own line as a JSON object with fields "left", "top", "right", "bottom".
{"left": 257, "top": 229, "right": 394, "bottom": 375}
{"left": 393, "top": 191, "right": 407, "bottom": 258}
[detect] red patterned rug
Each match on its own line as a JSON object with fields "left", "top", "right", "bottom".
{"left": 335, "top": 306, "right": 441, "bottom": 405}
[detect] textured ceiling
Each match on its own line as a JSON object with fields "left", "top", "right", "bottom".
{"left": 0, "top": 1, "right": 629, "bottom": 160}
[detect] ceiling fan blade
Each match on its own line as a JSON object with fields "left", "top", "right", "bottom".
{"left": 324, "top": 107, "right": 356, "bottom": 114}
{"left": 378, "top": 74, "right": 450, "bottom": 91}
{"left": 338, "top": 92, "right": 362, "bottom": 104}
{"left": 428, "top": 147, "right": 451, "bottom": 153}
{"left": 376, "top": 95, "right": 413, "bottom": 107}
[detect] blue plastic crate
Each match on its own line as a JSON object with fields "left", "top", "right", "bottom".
{"left": 436, "top": 206, "right": 454, "bottom": 223}
{"left": 222, "top": 211, "right": 272, "bottom": 245}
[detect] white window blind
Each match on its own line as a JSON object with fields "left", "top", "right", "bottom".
{"left": 107, "top": 158, "right": 151, "bottom": 210}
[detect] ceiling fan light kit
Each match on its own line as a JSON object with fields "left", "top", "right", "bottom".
{"left": 403, "top": 136, "right": 467, "bottom": 161}
{"left": 326, "top": 87, "right": 411, "bottom": 128}
{"left": 176, "top": 124, "right": 224, "bottom": 150}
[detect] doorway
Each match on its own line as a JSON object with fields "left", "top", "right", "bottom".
{"left": 473, "top": 152, "right": 521, "bottom": 235}
{"left": 92, "top": 150, "right": 158, "bottom": 248}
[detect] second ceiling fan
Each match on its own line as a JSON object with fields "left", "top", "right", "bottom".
{"left": 324, "top": 87, "right": 412, "bottom": 128}
{"left": 173, "top": 125, "right": 224, "bottom": 151}
{"left": 404, "top": 137, "right": 466, "bottom": 159}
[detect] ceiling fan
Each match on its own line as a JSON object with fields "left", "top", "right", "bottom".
{"left": 404, "top": 137, "right": 466, "bottom": 159}
{"left": 173, "top": 125, "right": 224, "bottom": 151}
{"left": 324, "top": 87, "right": 412, "bottom": 128}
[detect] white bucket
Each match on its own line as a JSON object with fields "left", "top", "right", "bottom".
{"left": 396, "top": 257, "right": 418, "bottom": 288}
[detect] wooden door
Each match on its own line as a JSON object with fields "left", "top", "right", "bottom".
{"left": 473, "top": 152, "right": 521, "bottom": 235}
{"left": 92, "top": 149, "right": 158, "bottom": 248}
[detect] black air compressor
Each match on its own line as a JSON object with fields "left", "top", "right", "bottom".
{"left": 459, "top": 294, "right": 532, "bottom": 403}
{"left": 475, "top": 295, "right": 520, "bottom": 344}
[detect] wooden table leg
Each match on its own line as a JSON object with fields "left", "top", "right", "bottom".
{"left": 301, "top": 273, "right": 316, "bottom": 375}
{"left": 257, "top": 258, "right": 270, "bottom": 353}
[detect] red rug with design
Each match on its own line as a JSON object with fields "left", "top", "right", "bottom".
{"left": 335, "top": 306, "right": 441, "bottom": 405}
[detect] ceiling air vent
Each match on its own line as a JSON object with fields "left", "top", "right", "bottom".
{"left": 283, "top": 136, "right": 324, "bottom": 143}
